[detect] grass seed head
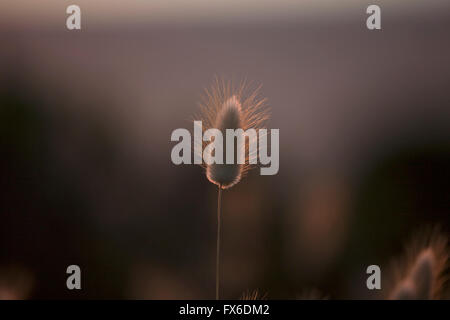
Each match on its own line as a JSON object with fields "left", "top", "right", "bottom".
{"left": 388, "top": 226, "right": 449, "bottom": 300}
{"left": 196, "top": 78, "right": 269, "bottom": 189}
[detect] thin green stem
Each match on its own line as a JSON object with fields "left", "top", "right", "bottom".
{"left": 215, "top": 184, "right": 223, "bottom": 300}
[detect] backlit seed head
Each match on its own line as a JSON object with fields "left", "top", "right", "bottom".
{"left": 196, "top": 78, "right": 269, "bottom": 189}
{"left": 388, "top": 226, "right": 449, "bottom": 300}
{"left": 206, "top": 96, "right": 243, "bottom": 188}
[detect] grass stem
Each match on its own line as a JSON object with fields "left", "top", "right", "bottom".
{"left": 216, "top": 184, "right": 222, "bottom": 300}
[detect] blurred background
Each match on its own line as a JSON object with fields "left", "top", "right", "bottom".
{"left": 0, "top": 0, "right": 449, "bottom": 299}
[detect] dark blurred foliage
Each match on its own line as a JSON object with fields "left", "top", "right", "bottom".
{"left": 1, "top": 77, "right": 123, "bottom": 298}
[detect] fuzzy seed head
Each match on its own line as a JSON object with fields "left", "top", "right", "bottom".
{"left": 387, "top": 226, "right": 449, "bottom": 300}
{"left": 196, "top": 78, "right": 269, "bottom": 189}
{"left": 206, "top": 96, "right": 243, "bottom": 188}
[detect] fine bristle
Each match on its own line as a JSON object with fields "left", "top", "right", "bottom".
{"left": 196, "top": 78, "right": 269, "bottom": 189}
{"left": 387, "top": 226, "right": 449, "bottom": 300}
{"left": 240, "top": 289, "right": 267, "bottom": 300}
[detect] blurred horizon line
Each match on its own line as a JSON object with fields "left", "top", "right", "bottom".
{"left": 0, "top": 0, "right": 449, "bottom": 30}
